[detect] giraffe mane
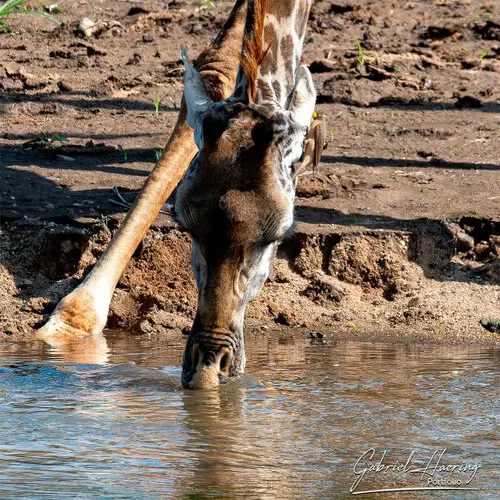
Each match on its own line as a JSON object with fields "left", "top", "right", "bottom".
{"left": 241, "top": 0, "right": 268, "bottom": 102}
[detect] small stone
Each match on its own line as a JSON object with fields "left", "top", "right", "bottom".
{"left": 57, "top": 155, "right": 76, "bottom": 162}
{"left": 456, "top": 231, "right": 475, "bottom": 253}
{"left": 480, "top": 318, "right": 500, "bottom": 333}
{"left": 139, "top": 320, "right": 153, "bottom": 334}
{"left": 79, "top": 18, "right": 97, "bottom": 37}
{"left": 474, "top": 242, "right": 490, "bottom": 258}
{"left": 190, "top": 23, "right": 203, "bottom": 35}
{"left": 127, "top": 53, "right": 142, "bottom": 65}
{"left": 332, "top": 312, "right": 342, "bottom": 321}
{"left": 58, "top": 81, "right": 73, "bottom": 92}
{"left": 308, "top": 331, "right": 325, "bottom": 339}
{"left": 142, "top": 34, "right": 154, "bottom": 43}
{"left": 44, "top": 4, "right": 60, "bottom": 13}
{"left": 276, "top": 311, "right": 292, "bottom": 326}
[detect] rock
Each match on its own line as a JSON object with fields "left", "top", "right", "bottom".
{"left": 308, "top": 331, "right": 325, "bottom": 339}
{"left": 309, "top": 59, "right": 337, "bottom": 73}
{"left": 139, "top": 320, "right": 154, "bottom": 334}
{"left": 58, "top": 81, "right": 73, "bottom": 92}
{"left": 78, "top": 18, "right": 124, "bottom": 38}
{"left": 480, "top": 318, "right": 500, "bottom": 333}
{"left": 276, "top": 311, "right": 293, "bottom": 326}
{"left": 44, "top": 4, "right": 60, "bottom": 14}
{"left": 190, "top": 23, "right": 203, "bottom": 35}
{"left": 2, "top": 79, "right": 23, "bottom": 91}
{"left": 474, "top": 242, "right": 491, "bottom": 259}
{"left": 456, "top": 231, "right": 474, "bottom": 253}
{"left": 79, "top": 18, "right": 97, "bottom": 37}
{"left": 127, "top": 53, "right": 142, "bottom": 65}
{"left": 142, "top": 33, "right": 154, "bottom": 43}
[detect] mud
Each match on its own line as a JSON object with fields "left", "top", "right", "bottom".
{"left": 0, "top": 0, "right": 499, "bottom": 344}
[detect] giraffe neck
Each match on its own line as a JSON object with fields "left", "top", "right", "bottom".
{"left": 256, "top": 0, "right": 313, "bottom": 107}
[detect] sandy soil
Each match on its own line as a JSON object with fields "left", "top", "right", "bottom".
{"left": 0, "top": 0, "right": 499, "bottom": 344}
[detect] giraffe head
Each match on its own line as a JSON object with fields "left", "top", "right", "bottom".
{"left": 176, "top": 1, "right": 316, "bottom": 389}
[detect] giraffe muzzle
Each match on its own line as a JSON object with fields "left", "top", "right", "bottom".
{"left": 183, "top": 342, "right": 234, "bottom": 390}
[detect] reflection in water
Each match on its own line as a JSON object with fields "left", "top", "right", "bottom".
{"left": 0, "top": 332, "right": 498, "bottom": 498}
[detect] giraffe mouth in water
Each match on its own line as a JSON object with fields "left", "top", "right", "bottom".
{"left": 181, "top": 328, "right": 240, "bottom": 389}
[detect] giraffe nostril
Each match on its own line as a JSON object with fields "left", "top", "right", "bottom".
{"left": 219, "top": 348, "right": 233, "bottom": 374}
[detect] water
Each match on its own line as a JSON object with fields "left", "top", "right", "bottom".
{"left": 0, "top": 331, "right": 498, "bottom": 499}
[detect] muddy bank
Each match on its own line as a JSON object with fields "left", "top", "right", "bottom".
{"left": 0, "top": 0, "right": 499, "bottom": 343}
{"left": 1, "top": 213, "right": 498, "bottom": 344}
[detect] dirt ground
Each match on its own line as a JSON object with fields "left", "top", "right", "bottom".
{"left": 0, "top": 0, "right": 499, "bottom": 344}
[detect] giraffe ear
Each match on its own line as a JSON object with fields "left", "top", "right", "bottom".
{"left": 181, "top": 48, "right": 213, "bottom": 147}
{"left": 288, "top": 65, "right": 316, "bottom": 128}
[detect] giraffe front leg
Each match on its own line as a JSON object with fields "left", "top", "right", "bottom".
{"left": 37, "top": 280, "right": 111, "bottom": 340}
{"left": 37, "top": 121, "right": 197, "bottom": 342}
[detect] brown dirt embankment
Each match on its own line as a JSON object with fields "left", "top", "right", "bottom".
{"left": 0, "top": 0, "right": 499, "bottom": 343}
{"left": 1, "top": 213, "right": 498, "bottom": 344}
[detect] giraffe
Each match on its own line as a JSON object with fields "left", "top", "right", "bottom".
{"left": 177, "top": 0, "right": 320, "bottom": 389}
{"left": 38, "top": 0, "right": 323, "bottom": 389}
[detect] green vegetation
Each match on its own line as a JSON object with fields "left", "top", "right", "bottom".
{"left": 155, "top": 149, "right": 163, "bottom": 162}
{"left": 39, "top": 132, "right": 68, "bottom": 146}
{"left": 97, "top": 214, "right": 111, "bottom": 229}
{"left": 0, "top": 1, "right": 61, "bottom": 32}
{"left": 195, "top": 0, "right": 215, "bottom": 13}
{"left": 354, "top": 39, "right": 374, "bottom": 66}
{"left": 153, "top": 86, "right": 162, "bottom": 117}
{"left": 479, "top": 49, "right": 488, "bottom": 60}
{"left": 122, "top": 149, "right": 129, "bottom": 161}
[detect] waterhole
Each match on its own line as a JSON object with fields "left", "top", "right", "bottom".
{"left": 0, "top": 331, "right": 498, "bottom": 498}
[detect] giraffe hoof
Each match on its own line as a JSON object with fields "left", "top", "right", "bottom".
{"left": 36, "top": 288, "right": 106, "bottom": 340}
{"left": 36, "top": 316, "right": 94, "bottom": 341}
